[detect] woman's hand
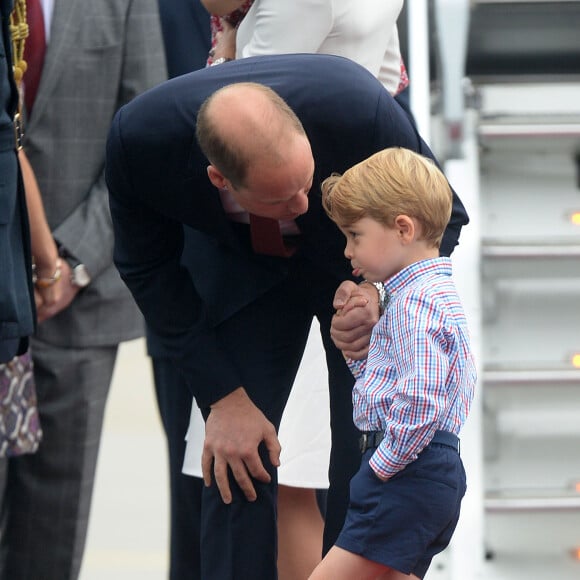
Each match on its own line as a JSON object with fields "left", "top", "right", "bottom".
{"left": 211, "top": 17, "right": 237, "bottom": 61}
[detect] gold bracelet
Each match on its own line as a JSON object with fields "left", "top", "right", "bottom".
{"left": 33, "top": 259, "right": 62, "bottom": 288}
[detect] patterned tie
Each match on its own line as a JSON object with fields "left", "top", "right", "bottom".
{"left": 249, "top": 214, "right": 296, "bottom": 258}
{"left": 23, "top": 0, "right": 46, "bottom": 114}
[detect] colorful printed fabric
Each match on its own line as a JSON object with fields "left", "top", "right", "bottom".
{"left": 207, "top": 0, "right": 254, "bottom": 65}
{"left": 0, "top": 351, "right": 42, "bottom": 457}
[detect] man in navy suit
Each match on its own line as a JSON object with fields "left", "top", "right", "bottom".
{"left": 106, "top": 53, "right": 469, "bottom": 579}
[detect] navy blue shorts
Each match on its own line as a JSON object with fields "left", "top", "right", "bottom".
{"left": 335, "top": 434, "right": 466, "bottom": 578}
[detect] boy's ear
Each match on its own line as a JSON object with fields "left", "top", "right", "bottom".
{"left": 394, "top": 215, "right": 415, "bottom": 243}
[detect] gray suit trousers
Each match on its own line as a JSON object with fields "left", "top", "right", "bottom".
{"left": 0, "top": 339, "right": 118, "bottom": 579}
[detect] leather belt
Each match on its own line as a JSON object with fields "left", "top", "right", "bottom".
{"left": 359, "top": 429, "right": 460, "bottom": 454}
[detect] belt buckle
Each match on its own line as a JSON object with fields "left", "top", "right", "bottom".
{"left": 14, "top": 113, "right": 24, "bottom": 150}
{"left": 359, "top": 433, "right": 369, "bottom": 453}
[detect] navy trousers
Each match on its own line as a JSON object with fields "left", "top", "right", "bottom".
{"left": 152, "top": 358, "right": 204, "bottom": 580}
{"left": 193, "top": 257, "right": 359, "bottom": 579}
{"left": 151, "top": 253, "right": 359, "bottom": 579}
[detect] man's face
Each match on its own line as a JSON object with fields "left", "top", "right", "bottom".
{"left": 229, "top": 135, "right": 315, "bottom": 221}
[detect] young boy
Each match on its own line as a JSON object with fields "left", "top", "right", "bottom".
{"left": 310, "top": 147, "right": 476, "bottom": 580}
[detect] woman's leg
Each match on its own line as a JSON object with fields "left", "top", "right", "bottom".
{"left": 277, "top": 485, "right": 324, "bottom": 580}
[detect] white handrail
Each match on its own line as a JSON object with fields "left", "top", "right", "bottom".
{"left": 482, "top": 244, "right": 580, "bottom": 258}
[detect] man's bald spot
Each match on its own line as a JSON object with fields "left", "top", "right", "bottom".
{"left": 207, "top": 83, "right": 305, "bottom": 168}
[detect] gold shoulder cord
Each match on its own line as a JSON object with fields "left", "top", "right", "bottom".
{"left": 9, "top": 0, "right": 29, "bottom": 149}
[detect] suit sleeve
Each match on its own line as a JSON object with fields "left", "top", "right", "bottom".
{"left": 106, "top": 111, "right": 242, "bottom": 408}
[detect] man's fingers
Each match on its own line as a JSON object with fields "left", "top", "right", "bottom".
{"left": 202, "top": 445, "right": 255, "bottom": 503}
{"left": 264, "top": 429, "right": 281, "bottom": 469}
{"left": 330, "top": 312, "right": 368, "bottom": 345}
{"left": 330, "top": 283, "right": 379, "bottom": 360}
{"left": 238, "top": 429, "right": 278, "bottom": 495}
{"left": 339, "top": 294, "right": 370, "bottom": 315}
{"left": 240, "top": 453, "right": 269, "bottom": 492}
{"left": 203, "top": 434, "right": 276, "bottom": 503}
{"left": 332, "top": 333, "right": 370, "bottom": 360}
{"left": 203, "top": 388, "right": 279, "bottom": 503}
{"left": 213, "top": 456, "right": 234, "bottom": 504}
{"left": 201, "top": 447, "right": 213, "bottom": 488}
{"left": 215, "top": 451, "right": 265, "bottom": 503}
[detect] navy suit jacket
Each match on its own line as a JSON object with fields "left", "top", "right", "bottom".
{"left": 106, "top": 53, "right": 469, "bottom": 406}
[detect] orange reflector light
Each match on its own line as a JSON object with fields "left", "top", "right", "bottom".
{"left": 573, "top": 354, "right": 580, "bottom": 368}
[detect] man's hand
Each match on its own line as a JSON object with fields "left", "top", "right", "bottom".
{"left": 202, "top": 387, "right": 281, "bottom": 504}
{"left": 330, "top": 281, "right": 380, "bottom": 360}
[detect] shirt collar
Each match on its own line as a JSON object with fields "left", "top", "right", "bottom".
{"left": 383, "top": 257, "right": 452, "bottom": 297}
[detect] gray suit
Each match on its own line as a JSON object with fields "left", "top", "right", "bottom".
{"left": 0, "top": 1, "right": 166, "bottom": 577}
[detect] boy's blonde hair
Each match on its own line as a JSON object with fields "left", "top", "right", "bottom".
{"left": 322, "top": 147, "right": 453, "bottom": 248}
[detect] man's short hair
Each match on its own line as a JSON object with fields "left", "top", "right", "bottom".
{"left": 321, "top": 147, "right": 453, "bottom": 248}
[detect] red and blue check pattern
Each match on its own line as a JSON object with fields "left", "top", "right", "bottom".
{"left": 348, "top": 257, "right": 476, "bottom": 480}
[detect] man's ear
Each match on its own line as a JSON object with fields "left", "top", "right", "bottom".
{"left": 207, "top": 165, "right": 228, "bottom": 189}
{"left": 394, "top": 215, "right": 415, "bottom": 243}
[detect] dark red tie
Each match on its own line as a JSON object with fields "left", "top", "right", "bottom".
{"left": 23, "top": 0, "right": 46, "bottom": 114}
{"left": 249, "top": 214, "right": 296, "bottom": 258}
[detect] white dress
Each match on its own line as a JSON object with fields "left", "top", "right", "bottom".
{"left": 183, "top": 320, "right": 331, "bottom": 487}
{"left": 182, "top": 0, "right": 406, "bottom": 488}
{"left": 236, "top": 0, "right": 405, "bottom": 95}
